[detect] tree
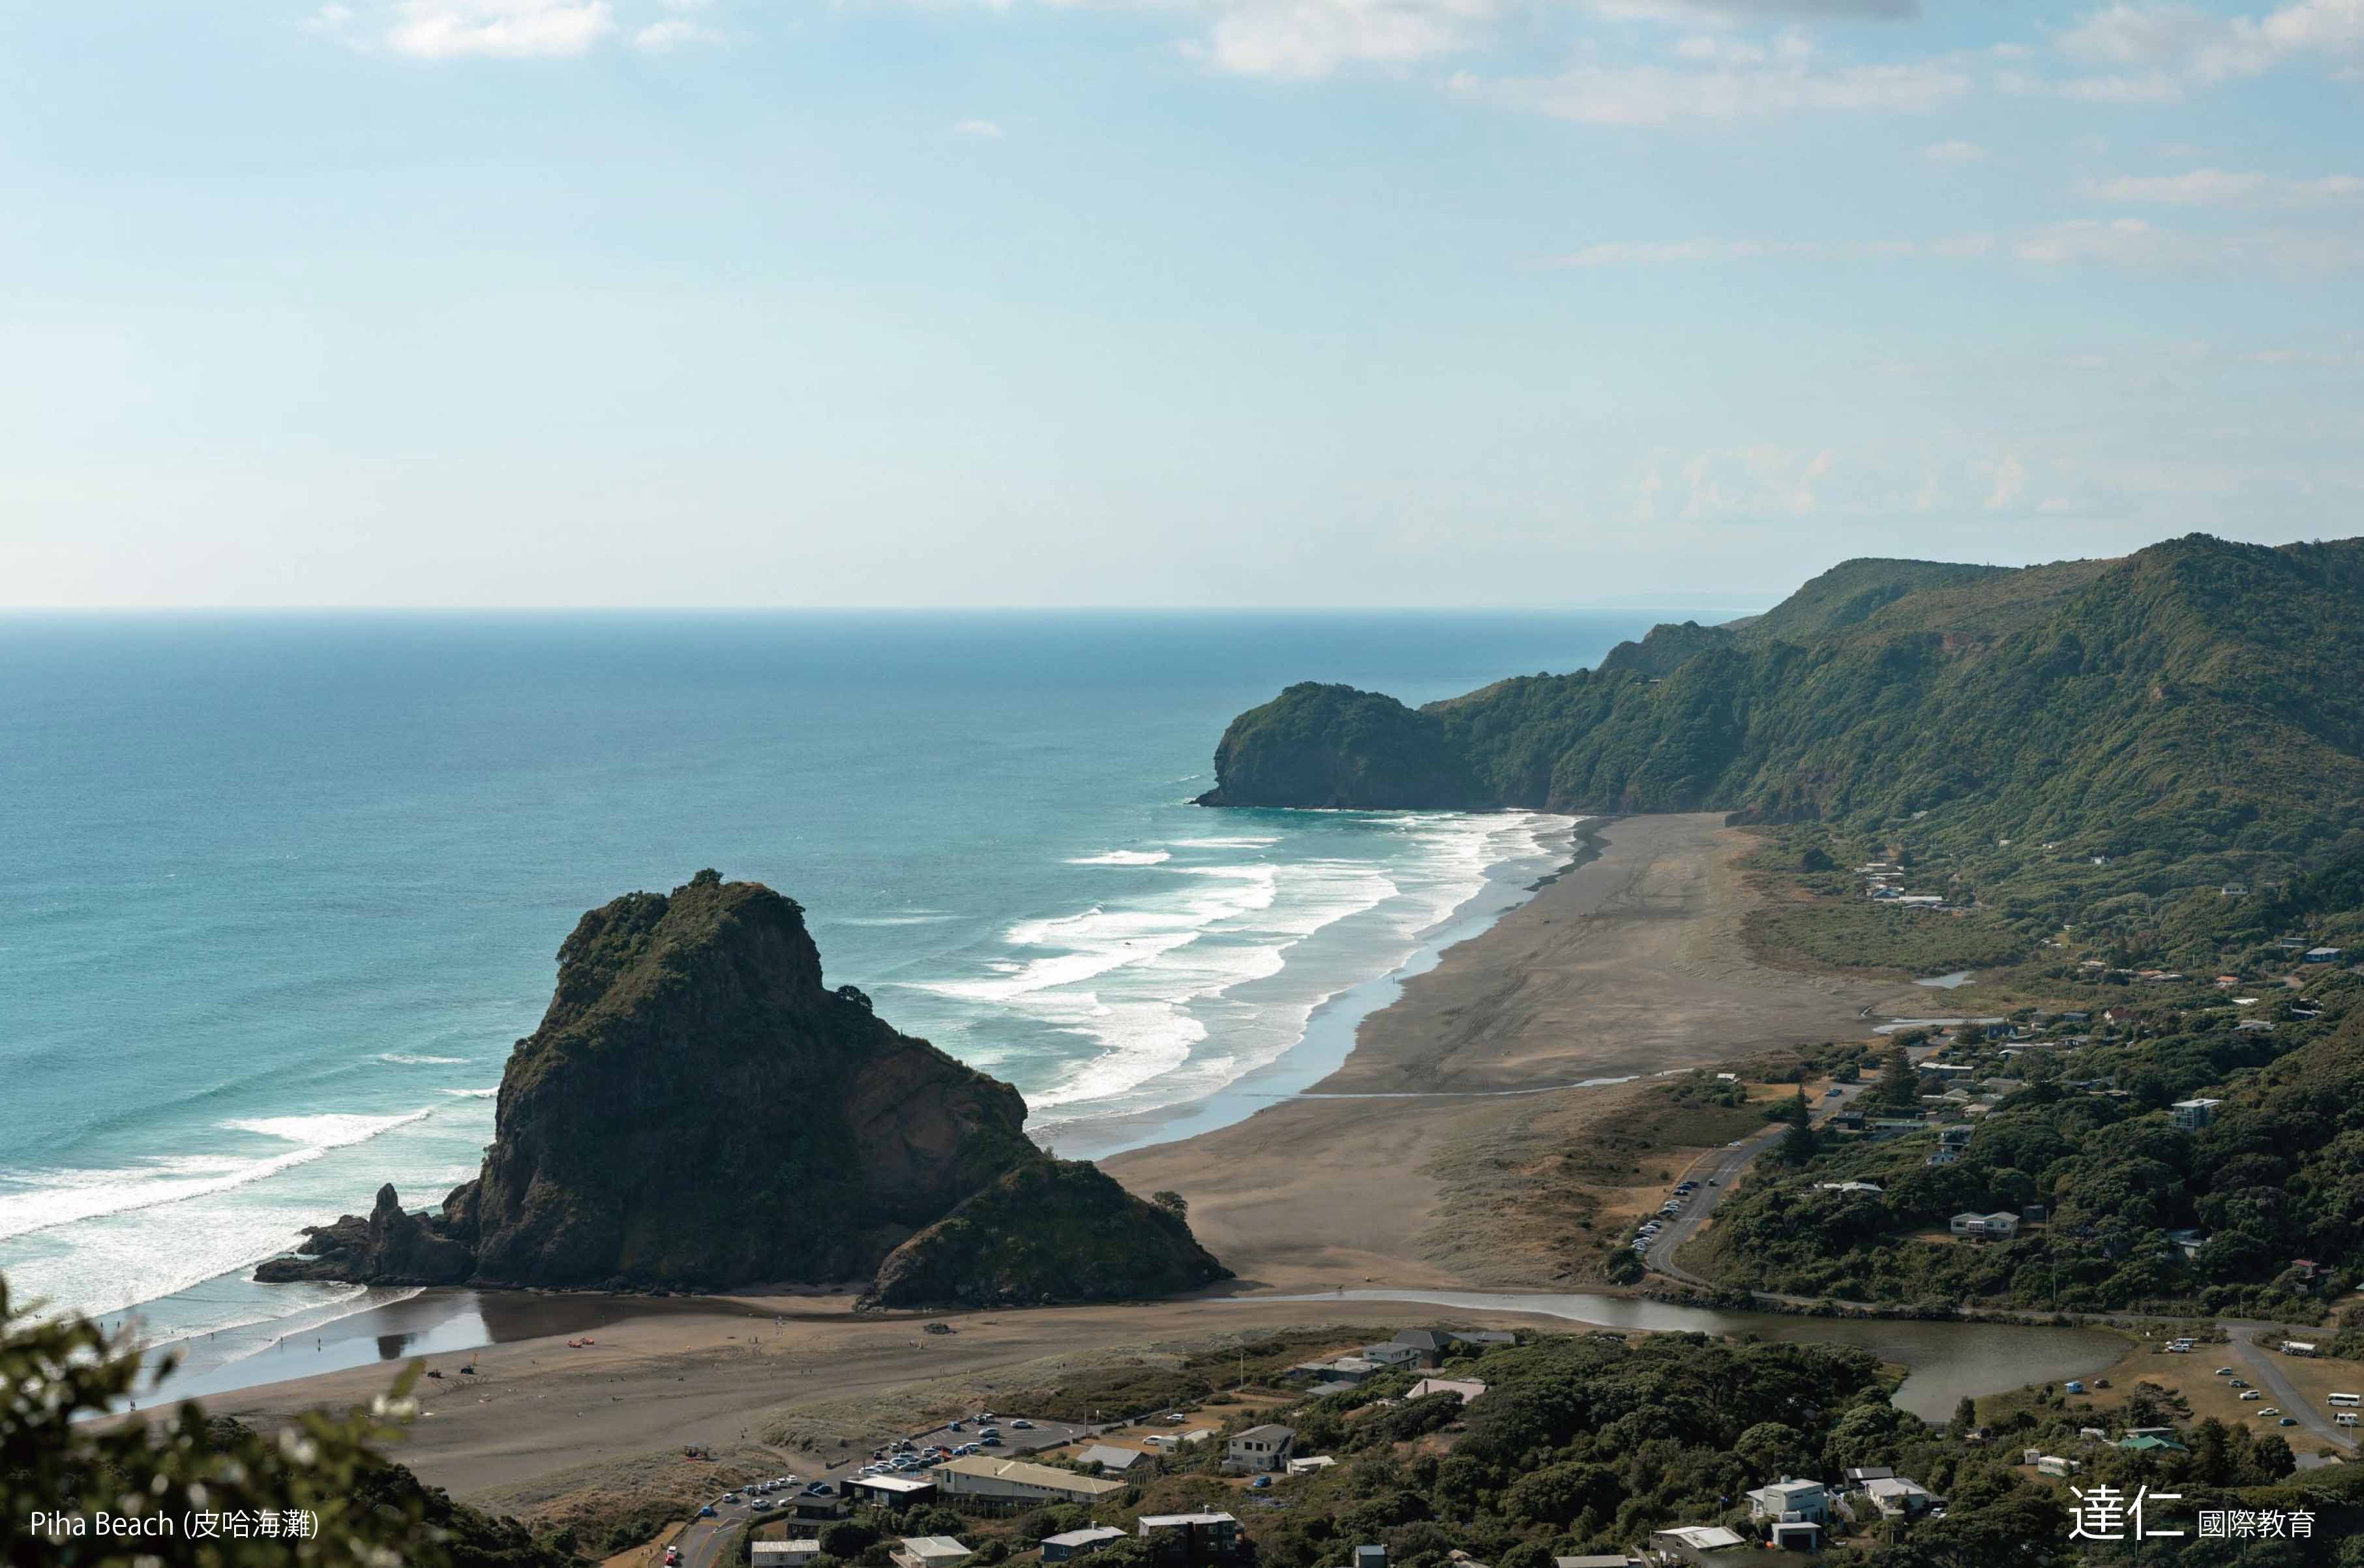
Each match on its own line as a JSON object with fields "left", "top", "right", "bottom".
{"left": 821, "top": 1522, "right": 880, "bottom": 1558}
{"left": 0, "top": 1276, "right": 569, "bottom": 1568}
{"left": 1949, "top": 1396, "right": 1978, "bottom": 1438}
{"left": 1775, "top": 1117, "right": 1820, "bottom": 1166}
{"left": 1801, "top": 846, "right": 1836, "bottom": 873}
{"left": 1872, "top": 1046, "right": 1921, "bottom": 1111}
{"left": 1150, "top": 1191, "right": 1188, "bottom": 1219}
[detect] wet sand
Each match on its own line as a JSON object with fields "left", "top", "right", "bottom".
{"left": 1101, "top": 812, "right": 1923, "bottom": 1287}
{"left": 185, "top": 814, "right": 1930, "bottom": 1506}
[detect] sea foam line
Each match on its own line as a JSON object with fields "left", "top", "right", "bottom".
{"left": 0, "top": 1107, "right": 441, "bottom": 1243}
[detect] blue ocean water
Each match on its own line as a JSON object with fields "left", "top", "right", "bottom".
{"left": 0, "top": 610, "right": 1712, "bottom": 1348}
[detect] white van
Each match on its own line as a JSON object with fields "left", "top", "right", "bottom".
{"left": 2337, "top": 1413, "right": 2358, "bottom": 1428}
{"left": 2329, "top": 1393, "right": 2361, "bottom": 1408}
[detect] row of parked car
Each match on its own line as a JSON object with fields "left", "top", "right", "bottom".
{"left": 861, "top": 1416, "right": 1041, "bottom": 1476}
{"left": 699, "top": 1476, "right": 836, "bottom": 1520}
{"left": 1630, "top": 1179, "right": 1702, "bottom": 1256}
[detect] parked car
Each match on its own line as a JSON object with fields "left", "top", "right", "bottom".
{"left": 2241, "top": 1391, "right": 2263, "bottom": 1400}
{"left": 981, "top": 1436, "right": 1004, "bottom": 1447}
{"left": 1011, "top": 1419, "right": 1035, "bottom": 1430}
{"left": 2216, "top": 1367, "right": 2236, "bottom": 1376}
{"left": 1251, "top": 1475, "right": 1271, "bottom": 1490}
{"left": 807, "top": 1483, "right": 835, "bottom": 1496}
{"left": 698, "top": 1506, "right": 717, "bottom": 1519}
{"left": 2231, "top": 1379, "right": 2252, "bottom": 1389}
{"left": 2281, "top": 1417, "right": 2300, "bottom": 1427}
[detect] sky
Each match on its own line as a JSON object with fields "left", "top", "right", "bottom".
{"left": 1, "top": 0, "right": 2359, "bottom": 608}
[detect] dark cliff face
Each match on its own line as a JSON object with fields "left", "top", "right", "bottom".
{"left": 457, "top": 870, "right": 1037, "bottom": 1290}
{"left": 256, "top": 871, "right": 1225, "bottom": 1305}
{"left": 1194, "top": 682, "right": 1492, "bottom": 810}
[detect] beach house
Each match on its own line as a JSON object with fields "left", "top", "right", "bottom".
{"left": 1384, "top": 1330, "right": 1448, "bottom": 1367}
{"left": 1136, "top": 1513, "right": 1239, "bottom": 1565}
{"left": 1949, "top": 1211, "right": 2020, "bottom": 1239}
{"left": 1223, "top": 1425, "right": 1296, "bottom": 1474}
{"left": 1075, "top": 1444, "right": 1148, "bottom": 1474}
{"left": 1041, "top": 1529, "right": 1128, "bottom": 1563}
{"left": 1644, "top": 1524, "right": 1747, "bottom": 1563}
{"left": 1744, "top": 1478, "right": 1829, "bottom": 1526}
{"left": 751, "top": 1541, "right": 824, "bottom": 1568}
{"left": 891, "top": 1538, "right": 972, "bottom": 1568}
{"left": 928, "top": 1457, "right": 1126, "bottom": 1511}
{"left": 1863, "top": 1477, "right": 1943, "bottom": 1520}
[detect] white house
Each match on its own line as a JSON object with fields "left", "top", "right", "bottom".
{"left": 753, "top": 1543, "right": 824, "bottom": 1568}
{"left": 1644, "top": 1525, "right": 1746, "bottom": 1563}
{"left": 1950, "top": 1211, "right": 2020, "bottom": 1239}
{"left": 1223, "top": 1425, "right": 1296, "bottom": 1475}
{"left": 891, "top": 1538, "right": 972, "bottom": 1568}
{"left": 2172, "top": 1098, "right": 2223, "bottom": 1131}
{"left": 1744, "top": 1478, "right": 1829, "bottom": 1526}
{"left": 1863, "top": 1477, "right": 1943, "bottom": 1520}
{"left": 1407, "top": 1378, "right": 1488, "bottom": 1404}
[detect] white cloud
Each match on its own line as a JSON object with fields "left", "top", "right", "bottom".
{"left": 1542, "top": 220, "right": 2363, "bottom": 274}
{"left": 951, "top": 117, "right": 1006, "bottom": 137}
{"left": 1194, "top": 0, "right": 1503, "bottom": 78}
{"left": 634, "top": 2, "right": 723, "bottom": 52}
{"left": 2012, "top": 216, "right": 2364, "bottom": 271}
{"left": 1541, "top": 233, "right": 1994, "bottom": 265}
{"left": 2087, "top": 168, "right": 2364, "bottom": 205}
{"left": 383, "top": 0, "right": 616, "bottom": 57}
{"left": 1455, "top": 55, "right": 1969, "bottom": 123}
{"left": 2029, "top": 0, "right": 2364, "bottom": 98}
{"left": 1985, "top": 453, "right": 2027, "bottom": 509}
{"left": 310, "top": 0, "right": 730, "bottom": 57}
{"left": 1921, "top": 138, "right": 1986, "bottom": 165}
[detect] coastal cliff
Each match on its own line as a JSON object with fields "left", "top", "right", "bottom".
{"left": 1193, "top": 682, "right": 1491, "bottom": 809}
{"left": 258, "top": 871, "right": 1227, "bottom": 1304}
{"left": 1197, "top": 536, "right": 2364, "bottom": 865}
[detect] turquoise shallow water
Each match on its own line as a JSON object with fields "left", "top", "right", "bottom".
{"left": 0, "top": 610, "right": 1712, "bottom": 1348}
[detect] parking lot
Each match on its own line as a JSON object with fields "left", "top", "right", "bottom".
{"left": 662, "top": 1410, "right": 1098, "bottom": 1568}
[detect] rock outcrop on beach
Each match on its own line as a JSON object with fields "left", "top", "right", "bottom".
{"left": 254, "top": 1182, "right": 475, "bottom": 1285}
{"left": 865, "top": 1158, "right": 1228, "bottom": 1308}
{"left": 256, "top": 870, "right": 1227, "bottom": 1304}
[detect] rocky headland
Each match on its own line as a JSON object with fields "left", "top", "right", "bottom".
{"left": 257, "top": 870, "right": 1227, "bottom": 1307}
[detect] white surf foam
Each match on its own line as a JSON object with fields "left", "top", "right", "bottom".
{"left": 0, "top": 1108, "right": 441, "bottom": 1243}
{"left": 1019, "top": 812, "right": 1572, "bottom": 1123}
{"left": 380, "top": 1052, "right": 469, "bottom": 1065}
{"left": 1066, "top": 850, "right": 1172, "bottom": 866}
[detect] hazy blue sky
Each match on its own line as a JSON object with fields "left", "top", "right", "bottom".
{"left": 3, "top": 0, "right": 2358, "bottom": 606}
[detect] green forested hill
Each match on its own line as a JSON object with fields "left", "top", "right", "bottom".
{"left": 1200, "top": 536, "right": 2364, "bottom": 885}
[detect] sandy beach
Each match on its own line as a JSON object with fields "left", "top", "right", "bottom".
{"left": 194, "top": 812, "right": 1925, "bottom": 1518}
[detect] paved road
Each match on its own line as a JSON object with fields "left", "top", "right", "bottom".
{"left": 2226, "top": 1329, "right": 2357, "bottom": 1455}
{"left": 1643, "top": 1076, "right": 1876, "bottom": 1284}
{"left": 1642, "top": 1123, "right": 1787, "bottom": 1283}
